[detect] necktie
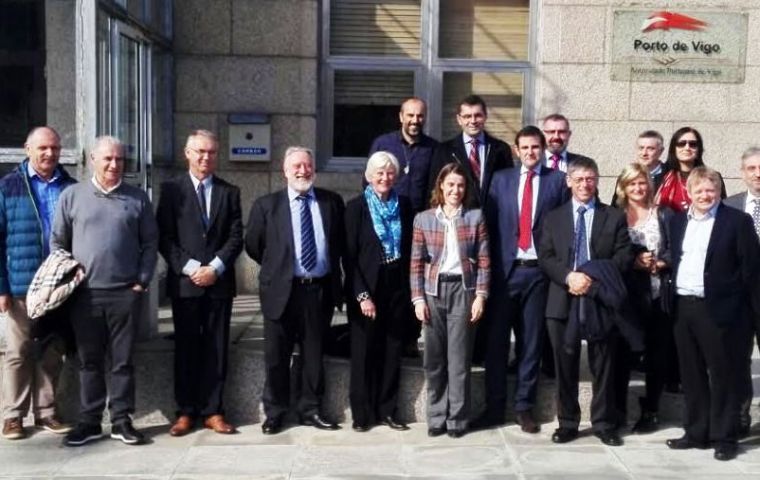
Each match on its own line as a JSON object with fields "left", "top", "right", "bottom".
{"left": 752, "top": 198, "right": 760, "bottom": 238}
{"left": 550, "top": 154, "right": 560, "bottom": 170}
{"left": 518, "top": 170, "right": 535, "bottom": 251}
{"left": 298, "top": 195, "right": 317, "bottom": 272}
{"left": 575, "top": 206, "right": 589, "bottom": 267}
{"left": 197, "top": 182, "right": 209, "bottom": 229}
{"left": 468, "top": 138, "right": 481, "bottom": 181}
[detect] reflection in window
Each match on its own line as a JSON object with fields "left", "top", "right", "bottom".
{"left": 333, "top": 70, "right": 414, "bottom": 157}
{"left": 439, "top": 0, "right": 529, "bottom": 60}
{"left": 442, "top": 72, "right": 523, "bottom": 142}
{"left": 330, "top": 0, "right": 421, "bottom": 58}
{"left": 152, "top": 49, "right": 173, "bottom": 165}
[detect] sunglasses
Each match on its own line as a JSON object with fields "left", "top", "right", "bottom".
{"left": 675, "top": 140, "right": 699, "bottom": 148}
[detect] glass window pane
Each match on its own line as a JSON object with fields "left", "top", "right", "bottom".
{"left": 333, "top": 70, "right": 414, "bottom": 157}
{"left": 439, "top": 0, "right": 529, "bottom": 60}
{"left": 330, "top": 0, "right": 421, "bottom": 58}
{"left": 442, "top": 71, "right": 523, "bottom": 142}
{"left": 151, "top": 48, "right": 173, "bottom": 165}
{"left": 117, "top": 33, "right": 141, "bottom": 174}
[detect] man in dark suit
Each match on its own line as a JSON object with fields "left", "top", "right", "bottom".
{"left": 666, "top": 166, "right": 760, "bottom": 461}
{"left": 539, "top": 157, "right": 633, "bottom": 447}
{"left": 429, "top": 94, "right": 513, "bottom": 208}
{"left": 245, "top": 146, "right": 345, "bottom": 434}
{"left": 542, "top": 113, "right": 593, "bottom": 172}
{"left": 478, "top": 126, "right": 567, "bottom": 433}
{"left": 157, "top": 130, "right": 243, "bottom": 436}
{"left": 611, "top": 130, "right": 670, "bottom": 206}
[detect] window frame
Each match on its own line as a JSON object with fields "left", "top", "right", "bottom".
{"left": 319, "top": 0, "right": 538, "bottom": 171}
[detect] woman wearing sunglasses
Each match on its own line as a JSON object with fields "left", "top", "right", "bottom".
{"left": 655, "top": 127, "right": 726, "bottom": 213}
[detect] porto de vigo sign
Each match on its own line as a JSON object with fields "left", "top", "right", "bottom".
{"left": 611, "top": 10, "right": 748, "bottom": 83}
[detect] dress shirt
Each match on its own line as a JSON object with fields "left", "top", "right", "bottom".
{"left": 463, "top": 132, "right": 486, "bottom": 187}
{"left": 288, "top": 186, "right": 329, "bottom": 278}
{"left": 91, "top": 176, "right": 121, "bottom": 194}
{"left": 649, "top": 162, "right": 663, "bottom": 179}
{"left": 675, "top": 203, "right": 718, "bottom": 297}
{"left": 544, "top": 150, "right": 568, "bottom": 172}
{"left": 744, "top": 191, "right": 760, "bottom": 216}
{"left": 435, "top": 206, "right": 463, "bottom": 275}
{"left": 515, "top": 164, "right": 541, "bottom": 260}
{"left": 571, "top": 197, "right": 595, "bottom": 267}
{"left": 182, "top": 173, "right": 226, "bottom": 276}
{"left": 27, "top": 163, "right": 64, "bottom": 257}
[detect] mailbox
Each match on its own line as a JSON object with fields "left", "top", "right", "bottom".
{"left": 228, "top": 113, "right": 271, "bottom": 162}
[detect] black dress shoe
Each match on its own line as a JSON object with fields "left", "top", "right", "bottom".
{"left": 470, "top": 413, "right": 505, "bottom": 431}
{"left": 352, "top": 421, "right": 370, "bottom": 432}
{"left": 301, "top": 414, "right": 339, "bottom": 430}
{"left": 379, "top": 416, "right": 409, "bottom": 431}
{"left": 551, "top": 427, "right": 578, "bottom": 444}
{"left": 447, "top": 429, "right": 466, "bottom": 438}
{"left": 427, "top": 426, "right": 446, "bottom": 437}
{"left": 631, "top": 411, "right": 659, "bottom": 434}
{"left": 515, "top": 411, "right": 540, "bottom": 434}
{"left": 594, "top": 429, "right": 623, "bottom": 447}
{"left": 261, "top": 417, "right": 282, "bottom": 435}
{"left": 714, "top": 443, "right": 738, "bottom": 461}
{"left": 666, "top": 435, "right": 709, "bottom": 450}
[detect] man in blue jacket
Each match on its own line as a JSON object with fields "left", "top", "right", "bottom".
{"left": 1, "top": 127, "right": 76, "bottom": 440}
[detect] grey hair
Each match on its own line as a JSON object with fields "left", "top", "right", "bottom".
{"left": 364, "top": 151, "right": 400, "bottom": 182}
{"left": 283, "top": 146, "right": 315, "bottom": 165}
{"left": 186, "top": 129, "right": 218, "bottom": 147}
{"left": 90, "top": 135, "right": 124, "bottom": 156}
{"left": 741, "top": 146, "right": 760, "bottom": 164}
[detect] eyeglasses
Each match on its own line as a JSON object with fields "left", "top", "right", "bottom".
{"left": 543, "top": 129, "right": 569, "bottom": 136}
{"left": 675, "top": 140, "right": 699, "bottom": 149}
{"left": 568, "top": 176, "right": 597, "bottom": 185}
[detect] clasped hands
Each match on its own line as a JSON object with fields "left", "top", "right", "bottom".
{"left": 566, "top": 271, "right": 592, "bottom": 296}
{"left": 190, "top": 265, "right": 218, "bottom": 287}
{"left": 634, "top": 251, "right": 666, "bottom": 275}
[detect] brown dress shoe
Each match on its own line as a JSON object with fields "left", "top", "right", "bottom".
{"left": 204, "top": 415, "right": 236, "bottom": 434}
{"left": 34, "top": 416, "right": 72, "bottom": 434}
{"left": 516, "top": 411, "right": 540, "bottom": 434}
{"left": 2, "top": 418, "right": 24, "bottom": 440}
{"left": 169, "top": 415, "right": 194, "bottom": 437}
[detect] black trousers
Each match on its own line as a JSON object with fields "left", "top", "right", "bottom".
{"left": 674, "top": 296, "right": 744, "bottom": 445}
{"left": 739, "top": 312, "right": 760, "bottom": 424}
{"left": 263, "top": 279, "right": 332, "bottom": 419}
{"left": 547, "top": 317, "right": 619, "bottom": 432}
{"left": 171, "top": 295, "right": 232, "bottom": 418}
{"left": 70, "top": 288, "right": 140, "bottom": 426}
{"left": 349, "top": 262, "right": 408, "bottom": 424}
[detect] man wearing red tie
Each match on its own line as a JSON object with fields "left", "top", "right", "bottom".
{"left": 542, "top": 113, "right": 594, "bottom": 173}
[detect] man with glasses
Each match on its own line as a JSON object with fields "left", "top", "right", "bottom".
{"left": 542, "top": 113, "right": 593, "bottom": 172}
{"left": 51, "top": 136, "right": 158, "bottom": 447}
{"left": 539, "top": 157, "right": 633, "bottom": 447}
{"left": 156, "top": 130, "right": 243, "bottom": 437}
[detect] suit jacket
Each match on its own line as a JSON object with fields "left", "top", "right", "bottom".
{"left": 539, "top": 201, "right": 633, "bottom": 319}
{"left": 245, "top": 187, "right": 345, "bottom": 320}
{"left": 157, "top": 174, "right": 243, "bottom": 299}
{"left": 485, "top": 165, "right": 568, "bottom": 281}
{"left": 429, "top": 132, "right": 514, "bottom": 208}
{"left": 344, "top": 193, "right": 414, "bottom": 300}
{"left": 669, "top": 203, "right": 760, "bottom": 327}
{"left": 724, "top": 191, "right": 748, "bottom": 212}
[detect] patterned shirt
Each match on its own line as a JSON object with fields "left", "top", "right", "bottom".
{"left": 27, "top": 163, "right": 65, "bottom": 257}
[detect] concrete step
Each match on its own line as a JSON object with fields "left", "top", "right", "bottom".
{"left": 1, "top": 295, "right": 758, "bottom": 428}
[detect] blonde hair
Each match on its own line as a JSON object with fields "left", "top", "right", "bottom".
{"left": 686, "top": 166, "right": 721, "bottom": 192}
{"left": 615, "top": 163, "right": 653, "bottom": 209}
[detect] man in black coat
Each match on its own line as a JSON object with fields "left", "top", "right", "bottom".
{"left": 539, "top": 157, "right": 633, "bottom": 447}
{"left": 245, "top": 146, "right": 345, "bottom": 435}
{"left": 541, "top": 113, "right": 594, "bottom": 172}
{"left": 157, "top": 130, "right": 243, "bottom": 436}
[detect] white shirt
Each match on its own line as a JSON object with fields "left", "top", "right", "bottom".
{"left": 571, "top": 197, "right": 595, "bottom": 268}
{"left": 90, "top": 176, "right": 121, "bottom": 194}
{"left": 463, "top": 132, "right": 486, "bottom": 187}
{"left": 544, "top": 150, "right": 568, "bottom": 172}
{"left": 516, "top": 164, "right": 541, "bottom": 260}
{"left": 436, "top": 206, "right": 463, "bottom": 275}
{"left": 675, "top": 204, "right": 718, "bottom": 297}
{"left": 182, "top": 172, "right": 226, "bottom": 276}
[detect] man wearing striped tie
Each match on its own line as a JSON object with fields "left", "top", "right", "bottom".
{"left": 246, "top": 146, "right": 345, "bottom": 435}
{"left": 725, "top": 146, "right": 760, "bottom": 437}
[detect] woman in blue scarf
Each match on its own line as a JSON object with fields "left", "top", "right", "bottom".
{"left": 344, "top": 151, "right": 414, "bottom": 432}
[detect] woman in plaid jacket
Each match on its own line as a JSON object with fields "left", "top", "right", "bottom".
{"left": 410, "top": 162, "right": 490, "bottom": 438}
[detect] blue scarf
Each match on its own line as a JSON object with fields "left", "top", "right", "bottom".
{"left": 364, "top": 185, "right": 401, "bottom": 261}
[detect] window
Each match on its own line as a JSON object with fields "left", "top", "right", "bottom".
{"left": 321, "top": 0, "right": 533, "bottom": 169}
{"left": 0, "top": 0, "right": 46, "bottom": 147}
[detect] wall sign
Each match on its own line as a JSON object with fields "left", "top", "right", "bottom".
{"left": 611, "top": 10, "right": 748, "bottom": 83}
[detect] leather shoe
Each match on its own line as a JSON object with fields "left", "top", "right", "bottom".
{"left": 594, "top": 429, "right": 623, "bottom": 446}
{"left": 352, "top": 421, "right": 370, "bottom": 432}
{"left": 203, "top": 414, "right": 236, "bottom": 434}
{"left": 714, "top": 443, "right": 738, "bottom": 461}
{"left": 379, "top": 416, "right": 409, "bottom": 431}
{"left": 261, "top": 417, "right": 282, "bottom": 435}
{"left": 428, "top": 426, "right": 446, "bottom": 437}
{"left": 470, "top": 413, "right": 505, "bottom": 431}
{"left": 301, "top": 414, "right": 339, "bottom": 430}
{"left": 666, "top": 435, "right": 709, "bottom": 450}
{"left": 447, "top": 429, "right": 466, "bottom": 438}
{"left": 169, "top": 415, "right": 194, "bottom": 437}
{"left": 551, "top": 427, "right": 578, "bottom": 444}
{"left": 515, "top": 411, "right": 540, "bottom": 434}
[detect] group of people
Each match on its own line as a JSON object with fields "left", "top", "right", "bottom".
{"left": 1, "top": 94, "right": 759, "bottom": 463}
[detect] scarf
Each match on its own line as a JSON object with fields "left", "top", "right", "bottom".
{"left": 364, "top": 185, "right": 402, "bottom": 261}
{"left": 654, "top": 170, "right": 691, "bottom": 213}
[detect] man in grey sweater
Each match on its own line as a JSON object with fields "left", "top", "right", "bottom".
{"left": 51, "top": 136, "right": 158, "bottom": 447}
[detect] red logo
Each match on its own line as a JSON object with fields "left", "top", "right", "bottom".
{"left": 641, "top": 11, "right": 708, "bottom": 33}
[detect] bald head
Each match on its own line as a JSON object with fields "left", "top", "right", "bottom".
{"left": 24, "top": 127, "right": 62, "bottom": 180}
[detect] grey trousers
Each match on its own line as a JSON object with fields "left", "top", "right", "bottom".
{"left": 423, "top": 280, "right": 476, "bottom": 431}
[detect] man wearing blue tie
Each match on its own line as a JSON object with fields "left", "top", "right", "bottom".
{"left": 245, "top": 147, "right": 345, "bottom": 435}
